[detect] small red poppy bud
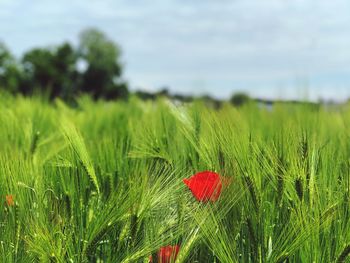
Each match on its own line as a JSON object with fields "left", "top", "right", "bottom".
{"left": 5, "top": 195, "right": 14, "bottom": 206}
{"left": 183, "top": 171, "right": 230, "bottom": 202}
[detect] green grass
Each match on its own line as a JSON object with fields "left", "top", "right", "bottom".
{"left": 0, "top": 92, "right": 350, "bottom": 262}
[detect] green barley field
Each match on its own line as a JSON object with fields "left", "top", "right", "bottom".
{"left": 1, "top": 92, "right": 350, "bottom": 262}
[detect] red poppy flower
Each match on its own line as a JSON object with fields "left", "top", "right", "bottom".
{"left": 158, "top": 245, "right": 180, "bottom": 263}
{"left": 5, "top": 195, "right": 14, "bottom": 206}
{"left": 183, "top": 171, "right": 231, "bottom": 202}
{"left": 149, "top": 245, "right": 180, "bottom": 263}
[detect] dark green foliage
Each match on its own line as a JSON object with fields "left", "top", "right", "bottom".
{"left": 0, "top": 29, "right": 129, "bottom": 100}
{"left": 22, "top": 47, "right": 57, "bottom": 96}
{"left": 230, "top": 92, "right": 251, "bottom": 107}
{"left": 0, "top": 42, "right": 22, "bottom": 93}
{"left": 21, "top": 43, "right": 78, "bottom": 99}
{"left": 78, "top": 28, "right": 128, "bottom": 100}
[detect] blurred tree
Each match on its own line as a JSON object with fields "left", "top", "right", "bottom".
{"left": 52, "top": 43, "right": 78, "bottom": 99}
{"left": 156, "top": 87, "right": 170, "bottom": 97}
{"left": 230, "top": 92, "right": 251, "bottom": 107}
{"left": 0, "top": 42, "right": 22, "bottom": 94}
{"left": 21, "top": 43, "right": 78, "bottom": 99}
{"left": 78, "top": 28, "right": 128, "bottom": 99}
{"left": 172, "top": 93, "right": 193, "bottom": 102}
{"left": 21, "top": 47, "right": 55, "bottom": 96}
{"left": 200, "top": 94, "right": 222, "bottom": 109}
{"left": 135, "top": 90, "right": 156, "bottom": 100}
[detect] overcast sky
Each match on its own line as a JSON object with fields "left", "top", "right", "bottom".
{"left": 1, "top": 0, "right": 350, "bottom": 101}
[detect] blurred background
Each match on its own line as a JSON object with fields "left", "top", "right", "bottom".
{"left": 1, "top": 0, "right": 350, "bottom": 103}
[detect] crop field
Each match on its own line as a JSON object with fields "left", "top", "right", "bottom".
{"left": 0, "top": 93, "right": 350, "bottom": 262}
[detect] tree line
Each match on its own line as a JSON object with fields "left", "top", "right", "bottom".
{"left": 0, "top": 28, "right": 254, "bottom": 107}
{"left": 0, "top": 28, "right": 128, "bottom": 100}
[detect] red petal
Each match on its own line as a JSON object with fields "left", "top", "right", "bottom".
{"left": 158, "top": 245, "right": 180, "bottom": 263}
{"left": 183, "top": 178, "right": 190, "bottom": 186}
{"left": 183, "top": 171, "right": 222, "bottom": 202}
